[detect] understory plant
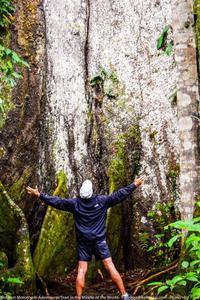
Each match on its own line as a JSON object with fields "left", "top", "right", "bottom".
{"left": 157, "top": 24, "right": 174, "bottom": 56}
{"left": 0, "top": 259, "right": 24, "bottom": 299}
{"left": 90, "top": 65, "right": 119, "bottom": 98}
{"left": 140, "top": 201, "right": 180, "bottom": 267}
{"left": 147, "top": 202, "right": 200, "bottom": 299}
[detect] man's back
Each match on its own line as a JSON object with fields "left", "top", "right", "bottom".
{"left": 74, "top": 195, "right": 108, "bottom": 241}
{"left": 39, "top": 183, "right": 137, "bottom": 241}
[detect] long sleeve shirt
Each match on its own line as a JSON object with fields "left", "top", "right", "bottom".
{"left": 39, "top": 183, "right": 137, "bottom": 241}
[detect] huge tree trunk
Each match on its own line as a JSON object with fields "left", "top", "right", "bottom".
{"left": 1, "top": 0, "right": 194, "bottom": 281}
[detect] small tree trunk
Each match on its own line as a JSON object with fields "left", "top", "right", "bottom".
{"left": 172, "top": 0, "right": 200, "bottom": 221}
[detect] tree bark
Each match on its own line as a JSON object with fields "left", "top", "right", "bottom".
{"left": 172, "top": 0, "right": 200, "bottom": 220}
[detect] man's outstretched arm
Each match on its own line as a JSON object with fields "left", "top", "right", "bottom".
{"left": 104, "top": 175, "right": 146, "bottom": 208}
{"left": 26, "top": 186, "right": 75, "bottom": 212}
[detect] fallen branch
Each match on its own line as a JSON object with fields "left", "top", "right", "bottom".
{"left": 129, "top": 261, "right": 178, "bottom": 295}
{"left": 143, "top": 284, "right": 161, "bottom": 296}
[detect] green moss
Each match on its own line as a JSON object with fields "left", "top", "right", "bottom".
{"left": 87, "top": 125, "right": 141, "bottom": 279}
{"left": 0, "top": 251, "right": 8, "bottom": 271}
{"left": 106, "top": 125, "right": 141, "bottom": 268}
{"left": 0, "top": 181, "right": 36, "bottom": 294}
{"left": 9, "top": 168, "right": 31, "bottom": 203}
{"left": 0, "top": 30, "right": 12, "bottom": 129}
{"left": 108, "top": 139, "right": 127, "bottom": 191}
{"left": 53, "top": 170, "right": 67, "bottom": 197}
{"left": 0, "top": 147, "right": 6, "bottom": 158}
{"left": 106, "top": 139, "right": 127, "bottom": 267}
{"left": 167, "top": 160, "right": 180, "bottom": 201}
{"left": 194, "top": 195, "right": 200, "bottom": 217}
{"left": 33, "top": 170, "right": 77, "bottom": 279}
{"left": 149, "top": 130, "right": 158, "bottom": 141}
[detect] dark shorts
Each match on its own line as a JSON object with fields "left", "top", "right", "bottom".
{"left": 77, "top": 238, "right": 111, "bottom": 261}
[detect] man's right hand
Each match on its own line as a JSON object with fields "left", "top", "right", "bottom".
{"left": 134, "top": 175, "right": 146, "bottom": 187}
{"left": 26, "top": 185, "right": 40, "bottom": 197}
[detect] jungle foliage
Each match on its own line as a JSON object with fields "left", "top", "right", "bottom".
{"left": 147, "top": 202, "right": 200, "bottom": 299}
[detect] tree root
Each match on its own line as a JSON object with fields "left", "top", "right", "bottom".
{"left": 35, "top": 271, "right": 50, "bottom": 296}
{"left": 129, "top": 261, "right": 178, "bottom": 295}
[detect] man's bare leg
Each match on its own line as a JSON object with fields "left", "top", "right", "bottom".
{"left": 102, "top": 257, "right": 126, "bottom": 295}
{"left": 76, "top": 261, "right": 88, "bottom": 299}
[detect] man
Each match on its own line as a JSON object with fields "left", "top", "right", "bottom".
{"left": 26, "top": 175, "right": 145, "bottom": 299}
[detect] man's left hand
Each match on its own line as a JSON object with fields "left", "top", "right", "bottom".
{"left": 134, "top": 175, "right": 146, "bottom": 187}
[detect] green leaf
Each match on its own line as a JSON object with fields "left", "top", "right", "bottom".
{"left": 90, "top": 75, "right": 103, "bottom": 86}
{"left": 12, "top": 71, "right": 22, "bottom": 79}
{"left": 187, "top": 225, "right": 200, "bottom": 232}
{"left": 189, "top": 247, "right": 200, "bottom": 257}
{"left": 21, "top": 60, "right": 29, "bottom": 68}
{"left": 190, "top": 260, "right": 200, "bottom": 267}
{"left": 157, "top": 285, "right": 169, "bottom": 295}
{"left": 147, "top": 281, "right": 163, "bottom": 286}
{"left": 11, "top": 51, "right": 22, "bottom": 63}
{"left": 193, "top": 216, "right": 200, "bottom": 223}
{"left": 177, "top": 280, "right": 187, "bottom": 286}
{"left": 90, "top": 66, "right": 107, "bottom": 87}
{"left": 191, "top": 287, "right": 200, "bottom": 297}
{"left": 106, "top": 88, "right": 115, "bottom": 98}
{"left": 7, "top": 78, "right": 16, "bottom": 87}
{"left": 147, "top": 246, "right": 154, "bottom": 251}
{"left": 6, "top": 277, "right": 24, "bottom": 284}
{"left": 186, "top": 275, "right": 199, "bottom": 282}
{"left": 167, "top": 234, "right": 181, "bottom": 247}
{"left": 185, "top": 234, "right": 200, "bottom": 248}
{"left": 166, "top": 275, "right": 184, "bottom": 286}
{"left": 154, "top": 233, "right": 164, "bottom": 238}
{"left": 4, "top": 48, "right": 12, "bottom": 56}
{"left": 157, "top": 25, "right": 170, "bottom": 50}
{"left": 182, "top": 261, "right": 189, "bottom": 269}
{"left": 164, "top": 41, "right": 173, "bottom": 56}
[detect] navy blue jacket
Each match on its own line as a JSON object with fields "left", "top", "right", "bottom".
{"left": 39, "top": 183, "right": 137, "bottom": 241}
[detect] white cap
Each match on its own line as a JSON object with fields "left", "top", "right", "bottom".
{"left": 80, "top": 180, "right": 93, "bottom": 199}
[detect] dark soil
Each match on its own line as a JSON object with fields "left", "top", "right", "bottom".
{"left": 46, "top": 268, "right": 148, "bottom": 298}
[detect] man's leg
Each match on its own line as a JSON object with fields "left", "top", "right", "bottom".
{"left": 76, "top": 260, "right": 88, "bottom": 299}
{"left": 102, "top": 257, "right": 126, "bottom": 296}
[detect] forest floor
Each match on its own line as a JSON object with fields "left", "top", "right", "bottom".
{"left": 46, "top": 268, "right": 148, "bottom": 298}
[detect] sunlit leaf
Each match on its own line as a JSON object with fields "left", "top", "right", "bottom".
{"left": 157, "top": 25, "right": 170, "bottom": 50}
{"left": 157, "top": 285, "right": 169, "bottom": 295}
{"left": 181, "top": 261, "right": 189, "bottom": 269}
{"left": 167, "top": 234, "right": 181, "bottom": 247}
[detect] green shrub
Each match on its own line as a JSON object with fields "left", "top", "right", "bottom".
{"left": 145, "top": 201, "right": 180, "bottom": 266}
{"left": 147, "top": 202, "right": 200, "bottom": 299}
{"left": 0, "top": 259, "right": 24, "bottom": 299}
